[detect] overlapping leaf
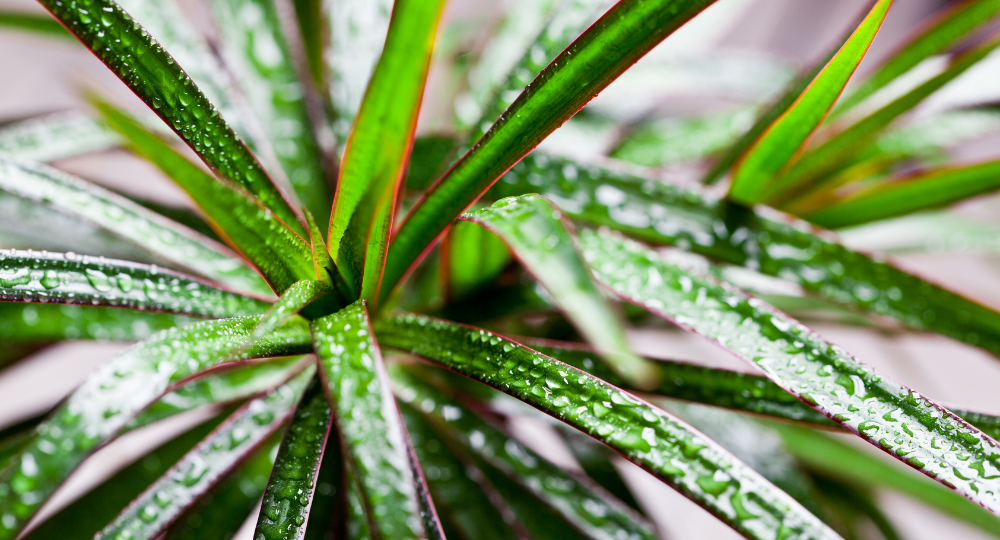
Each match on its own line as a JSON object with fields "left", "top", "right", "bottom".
{"left": 0, "top": 303, "right": 191, "bottom": 342}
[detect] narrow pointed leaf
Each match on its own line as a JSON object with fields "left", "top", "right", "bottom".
{"left": 727, "top": 0, "right": 891, "bottom": 204}
{"left": 442, "top": 220, "right": 510, "bottom": 301}
{"left": 580, "top": 228, "right": 1000, "bottom": 516}
{"left": 0, "top": 11, "right": 70, "bottom": 38}
{"left": 461, "top": 195, "right": 656, "bottom": 387}
{"left": 254, "top": 377, "right": 334, "bottom": 540}
{"left": 807, "top": 159, "right": 1000, "bottom": 228}
{"left": 0, "top": 303, "right": 191, "bottom": 342}
{"left": 0, "top": 249, "right": 268, "bottom": 317}
{"left": 99, "top": 371, "right": 312, "bottom": 540}
{"left": 302, "top": 431, "right": 344, "bottom": 540}
{"left": 0, "top": 155, "right": 270, "bottom": 295}
{"left": 766, "top": 36, "right": 1000, "bottom": 205}
{"left": 382, "top": 0, "right": 718, "bottom": 299}
{"left": 392, "top": 367, "right": 658, "bottom": 540}
{"left": 96, "top": 102, "right": 316, "bottom": 294}
{"left": 291, "top": 0, "right": 324, "bottom": 87}
{"left": 237, "top": 280, "right": 332, "bottom": 357}
{"left": 311, "top": 301, "right": 429, "bottom": 539}
{"left": 208, "top": 0, "right": 332, "bottom": 228}
{"left": 329, "top": 0, "right": 446, "bottom": 304}
{"left": 0, "top": 113, "right": 120, "bottom": 162}
{"left": 37, "top": 0, "right": 305, "bottom": 233}
{"left": 407, "top": 439, "right": 448, "bottom": 540}
{"left": 344, "top": 467, "right": 373, "bottom": 540}
{"left": 490, "top": 153, "right": 1000, "bottom": 359}
{"left": 0, "top": 316, "right": 312, "bottom": 538}
{"left": 377, "top": 313, "right": 840, "bottom": 540}
{"left": 833, "top": 0, "right": 1000, "bottom": 116}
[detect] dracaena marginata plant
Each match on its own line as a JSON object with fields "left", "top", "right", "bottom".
{"left": 3, "top": 0, "right": 1000, "bottom": 538}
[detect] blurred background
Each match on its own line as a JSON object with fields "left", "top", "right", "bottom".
{"left": 3, "top": 0, "right": 1000, "bottom": 538}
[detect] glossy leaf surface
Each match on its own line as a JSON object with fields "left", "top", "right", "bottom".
{"left": 239, "top": 279, "right": 332, "bottom": 356}
{"left": 0, "top": 249, "right": 268, "bottom": 317}
{"left": 727, "top": 0, "right": 891, "bottom": 204}
{"left": 580, "top": 228, "right": 1000, "bottom": 516}
{"left": 37, "top": 0, "right": 304, "bottom": 232}
{"left": 0, "top": 155, "right": 270, "bottom": 295}
{"left": 100, "top": 372, "right": 311, "bottom": 540}
{"left": 311, "top": 301, "right": 428, "bottom": 539}
{"left": 0, "top": 316, "right": 313, "bottom": 537}
{"left": 376, "top": 313, "right": 839, "bottom": 540}
{"left": 254, "top": 377, "right": 333, "bottom": 540}
{"left": 392, "top": 366, "right": 658, "bottom": 540}
{"left": 329, "top": 0, "right": 446, "bottom": 304}
{"left": 461, "top": 195, "right": 655, "bottom": 386}
{"left": 490, "top": 153, "right": 1000, "bottom": 358}
{"left": 97, "top": 103, "right": 316, "bottom": 294}
{"left": 0, "top": 303, "right": 192, "bottom": 342}
{"left": 382, "top": 0, "right": 717, "bottom": 299}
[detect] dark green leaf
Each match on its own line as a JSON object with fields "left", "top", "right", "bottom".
{"left": 0, "top": 316, "right": 312, "bottom": 537}
{"left": 96, "top": 102, "right": 317, "bottom": 294}
{"left": 489, "top": 153, "right": 1000, "bottom": 359}
{"left": 404, "top": 136, "right": 459, "bottom": 192}
{"left": 382, "top": 0, "right": 718, "bottom": 300}
{"left": 329, "top": 0, "right": 446, "bottom": 304}
{"left": 292, "top": 0, "right": 324, "bottom": 87}
{"left": 441, "top": 219, "right": 510, "bottom": 301}
{"left": 0, "top": 11, "right": 70, "bottom": 38}
{"left": 0, "top": 303, "right": 192, "bottom": 342}
{"left": 559, "top": 428, "right": 643, "bottom": 514}
{"left": 727, "top": 0, "right": 891, "bottom": 205}
{"left": 461, "top": 195, "right": 656, "bottom": 387}
{"left": 38, "top": 0, "right": 305, "bottom": 233}
{"left": 376, "top": 313, "right": 839, "bottom": 540}
{"left": 580, "top": 227, "right": 1000, "bottom": 516}
{"left": 809, "top": 474, "right": 902, "bottom": 540}
{"left": 0, "top": 155, "right": 271, "bottom": 295}
{"left": 302, "top": 431, "right": 344, "bottom": 540}
{"left": 311, "top": 301, "right": 430, "bottom": 539}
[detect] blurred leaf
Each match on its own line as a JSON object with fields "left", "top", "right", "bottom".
{"left": 329, "top": 0, "right": 446, "bottom": 305}
{"left": 96, "top": 102, "right": 316, "bottom": 294}
{"left": 209, "top": 0, "right": 332, "bottom": 229}
{"left": 403, "top": 136, "right": 460, "bottom": 192}
{"left": 559, "top": 427, "right": 643, "bottom": 514}
{"left": 0, "top": 11, "right": 70, "bottom": 38}
{"left": 809, "top": 475, "right": 902, "bottom": 540}
{"left": 0, "top": 249, "right": 268, "bottom": 317}
{"left": 376, "top": 313, "right": 839, "bottom": 540}
{"left": 728, "top": 0, "right": 891, "bottom": 205}
{"left": 291, "top": 0, "right": 324, "bottom": 87}
{"left": 614, "top": 109, "right": 753, "bottom": 169}
{"left": 833, "top": 0, "right": 1000, "bottom": 117}
{"left": 99, "top": 371, "right": 311, "bottom": 540}
{"left": 253, "top": 376, "right": 333, "bottom": 540}
{"left": 0, "top": 113, "right": 119, "bottom": 162}
{"left": 838, "top": 211, "right": 1000, "bottom": 254}
{"left": 806, "top": 159, "right": 1000, "bottom": 228}
{"left": 461, "top": 195, "right": 656, "bottom": 387}
{"left": 0, "top": 155, "right": 271, "bottom": 295}
{"left": 441, "top": 220, "right": 510, "bottom": 301}
{"left": 490, "top": 153, "right": 1000, "bottom": 359}
{"left": 580, "top": 227, "right": 1000, "bottom": 516}
{"left": 302, "top": 431, "right": 344, "bottom": 540}
{"left": 311, "top": 301, "right": 431, "bottom": 538}
{"left": 0, "top": 316, "right": 312, "bottom": 537}
{"left": 382, "top": 0, "right": 718, "bottom": 301}
{"left": 0, "top": 303, "right": 192, "bottom": 342}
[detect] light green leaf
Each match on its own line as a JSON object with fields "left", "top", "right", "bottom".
{"left": 0, "top": 11, "right": 70, "bottom": 38}
{"left": 0, "top": 303, "right": 192, "bottom": 342}
{"left": 0, "top": 113, "right": 120, "bottom": 162}
{"left": 442, "top": 219, "right": 510, "bottom": 301}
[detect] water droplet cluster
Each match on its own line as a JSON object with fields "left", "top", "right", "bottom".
{"left": 376, "top": 313, "right": 839, "bottom": 540}
{"left": 0, "top": 302, "right": 191, "bottom": 342}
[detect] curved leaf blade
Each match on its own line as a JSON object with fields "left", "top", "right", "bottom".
{"left": 0, "top": 303, "right": 192, "bottom": 342}
{"left": 728, "top": 0, "right": 891, "bottom": 204}
{"left": 0, "top": 249, "right": 268, "bottom": 317}
{"left": 382, "top": 0, "right": 718, "bottom": 299}
{"left": 461, "top": 195, "right": 656, "bottom": 387}
{"left": 0, "top": 113, "right": 120, "bottom": 162}
{"left": 329, "top": 0, "right": 446, "bottom": 304}
{"left": 311, "top": 301, "right": 430, "bottom": 539}
{"left": 376, "top": 313, "right": 841, "bottom": 540}
{"left": 0, "top": 316, "right": 313, "bottom": 538}
{"left": 0, "top": 11, "right": 70, "bottom": 38}
{"left": 99, "top": 370, "right": 312, "bottom": 540}
{"left": 580, "top": 228, "right": 1000, "bottom": 516}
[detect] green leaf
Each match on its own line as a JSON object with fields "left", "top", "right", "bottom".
{"left": 579, "top": 227, "right": 1000, "bottom": 516}
{"left": 461, "top": 195, "right": 657, "bottom": 387}
{"left": 391, "top": 366, "right": 658, "bottom": 540}
{"left": 376, "top": 313, "right": 840, "bottom": 540}
{"left": 832, "top": 0, "right": 1000, "bottom": 117}
{"left": 615, "top": 109, "right": 752, "bottom": 171}
{"left": 807, "top": 159, "right": 1000, "bottom": 228}
{"left": 0, "top": 249, "right": 268, "bottom": 317}
{"left": 774, "top": 423, "right": 1000, "bottom": 539}
{"left": 329, "top": 0, "right": 446, "bottom": 304}
{"left": 727, "top": 0, "right": 891, "bottom": 204}
{"left": 0, "top": 11, "right": 70, "bottom": 38}
{"left": 382, "top": 0, "right": 718, "bottom": 300}
{"left": 302, "top": 432, "right": 344, "bottom": 540}
{"left": 0, "top": 316, "right": 312, "bottom": 538}
{"left": 96, "top": 102, "right": 317, "bottom": 294}
{"left": 291, "top": 0, "right": 324, "bottom": 87}
{"left": 99, "top": 370, "right": 312, "bottom": 540}
{"left": 311, "top": 300, "right": 430, "bottom": 539}
{"left": 0, "top": 113, "right": 120, "bottom": 162}
{"left": 238, "top": 279, "right": 332, "bottom": 356}
{"left": 765, "top": 36, "right": 1000, "bottom": 206}
{"left": 208, "top": 0, "right": 332, "bottom": 229}
{"left": 559, "top": 427, "right": 644, "bottom": 514}
{"left": 0, "top": 155, "right": 271, "bottom": 295}
{"left": 37, "top": 0, "right": 304, "bottom": 233}
{"left": 403, "top": 136, "right": 459, "bottom": 192}
{"left": 22, "top": 410, "right": 232, "bottom": 540}
{"left": 0, "top": 303, "right": 192, "bottom": 342}
{"left": 489, "top": 152, "right": 1000, "bottom": 359}
{"left": 441, "top": 220, "right": 510, "bottom": 301}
